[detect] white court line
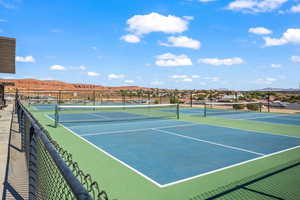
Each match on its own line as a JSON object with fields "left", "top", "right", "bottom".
{"left": 152, "top": 128, "right": 265, "bottom": 156}
{"left": 31, "top": 105, "right": 38, "bottom": 111}
{"left": 162, "top": 145, "right": 300, "bottom": 187}
{"left": 46, "top": 113, "right": 300, "bottom": 140}
{"left": 54, "top": 115, "right": 300, "bottom": 188}
{"left": 180, "top": 119, "right": 300, "bottom": 139}
{"left": 238, "top": 114, "right": 295, "bottom": 120}
{"left": 80, "top": 123, "right": 199, "bottom": 137}
{"left": 60, "top": 124, "right": 163, "bottom": 188}
{"left": 66, "top": 119, "right": 175, "bottom": 128}
{"left": 87, "top": 113, "right": 110, "bottom": 120}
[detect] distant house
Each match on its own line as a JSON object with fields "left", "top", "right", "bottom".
{"left": 220, "top": 94, "right": 244, "bottom": 102}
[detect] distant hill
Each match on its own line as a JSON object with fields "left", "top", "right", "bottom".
{"left": 0, "top": 78, "right": 148, "bottom": 91}
{"left": 257, "top": 88, "right": 300, "bottom": 92}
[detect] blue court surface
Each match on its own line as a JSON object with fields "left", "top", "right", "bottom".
{"left": 50, "top": 113, "right": 300, "bottom": 187}
{"left": 176, "top": 107, "right": 300, "bottom": 126}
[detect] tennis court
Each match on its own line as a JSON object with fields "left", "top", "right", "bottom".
{"left": 177, "top": 107, "right": 300, "bottom": 126}
{"left": 47, "top": 110, "right": 300, "bottom": 187}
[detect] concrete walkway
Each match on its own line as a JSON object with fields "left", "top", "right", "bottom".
{"left": 0, "top": 104, "right": 13, "bottom": 198}
{"left": 0, "top": 104, "right": 28, "bottom": 199}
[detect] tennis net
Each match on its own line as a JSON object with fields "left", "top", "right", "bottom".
{"left": 28, "top": 98, "right": 58, "bottom": 105}
{"left": 54, "top": 104, "right": 179, "bottom": 127}
{"left": 204, "top": 102, "right": 262, "bottom": 117}
{"left": 99, "top": 98, "right": 145, "bottom": 105}
{"left": 28, "top": 98, "right": 94, "bottom": 106}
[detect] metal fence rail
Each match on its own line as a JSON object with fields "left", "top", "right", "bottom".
{"left": 15, "top": 99, "right": 109, "bottom": 200}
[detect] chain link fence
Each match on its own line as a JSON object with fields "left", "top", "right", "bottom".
{"left": 15, "top": 98, "right": 109, "bottom": 200}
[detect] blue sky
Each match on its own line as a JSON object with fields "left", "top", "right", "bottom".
{"left": 0, "top": 0, "right": 300, "bottom": 90}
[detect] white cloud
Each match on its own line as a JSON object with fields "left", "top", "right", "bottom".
{"left": 290, "top": 4, "right": 300, "bottom": 13}
{"left": 0, "top": 0, "right": 22, "bottom": 9}
{"left": 79, "top": 66, "right": 87, "bottom": 70}
{"left": 255, "top": 77, "right": 277, "bottom": 84}
{"left": 91, "top": 46, "right": 97, "bottom": 51}
{"left": 50, "top": 65, "right": 87, "bottom": 71}
{"left": 155, "top": 53, "right": 192, "bottom": 67}
{"left": 199, "top": 0, "right": 216, "bottom": 2}
{"left": 170, "top": 74, "right": 188, "bottom": 79}
{"left": 170, "top": 74, "right": 200, "bottom": 82}
{"left": 291, "top": 56, "right": 300, "bottom": 62}
{"left": 150, "top": 80, "right": 164, "bottom": 86}
{"left": 271, "top": 64, "right": 281, "bottom": 68}
{"left": 249, "top": 27, "right": 272, "bottom": 35}
{"left": 126, "top": 12, "right": 190, "bottom": 35}
{"left": 191, "top": 75, "right": 200, "bottom": 78}
{"left": 183, "top": 16, "right": 194, "bottom": 20}
{"left": 263, "top": 37, "right": 287, "bottom": 46}
{"left": 120, "top": 34, "right": 141, "bottom": 43}
{"left": 49, "top": 65, "right": 66, "bottom": 71}
{"left": 108, "top": 74, "right": 125, "bottom": 79}
{"left": 264, "top": 28, "right": 300, "bottom": 46}
{"left": 16, "top": 56, "right": 36, "bottom": 63}
{"left": 160, "top": 36, "right": 201, "bottom": 49}
{"left": 0, "top": 76, "right": 14, "bottom": 79}
{"left": 227, "top": 0, "right": 288, "bottom": 13}
{"left": 70, "top": 65, "right": 87, "bottom": 70}
{"left": 87, "top": 72, "right": 100, "bottom": 76}
{"left": 182, "top": 78, "right": 193, "bottom": 82}
{"left": 124, "top": 80, "right": 135, "bottom": 83}
{"left": 205, "top": 77, "right": 220, "bottom": 82}
{"left": 198, "top": 57, "right": 244, "bottom": 66}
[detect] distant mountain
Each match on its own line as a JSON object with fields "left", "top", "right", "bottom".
{"left": 0, "top": 78, "right": 148, "bottom": 91}
{"left": 257, "top": 88, "right": 300, "bottom": 92}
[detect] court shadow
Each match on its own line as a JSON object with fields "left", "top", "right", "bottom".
{"left": 9, "top": 144, "right": 22, "bottom": 152}
{"left": 196, "top": 161, "right": 300, "bottom": 200}
{"left": 47, "top": 124, "right": 56, "bottom": 128}
{"left": 2, "top": 182, "right": 25, "bottom": 200}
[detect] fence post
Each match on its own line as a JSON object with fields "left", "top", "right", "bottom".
{"left": 176, "top": 104, "right": 180, "bottom": 120}
{"left": 267, "top": 93, "right": 270, "bottom": 112}
{"left": 147, "top": 92, "right": 150, "bottom": 104}
{"left": 190, "top": 91, "right": 193, "bottom": 107}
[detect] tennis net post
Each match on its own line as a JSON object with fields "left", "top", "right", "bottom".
{"left": 176, "top": 103, "right": 179, "bottom": 120}
{"left": 54, "top": 104, "right": 58, "bottom": 128}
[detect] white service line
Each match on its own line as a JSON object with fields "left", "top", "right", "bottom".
{"left": 67, "top": 119, "right": 174, "bottom": 128}
{"left": 87, "top": 113, "right": 110, "bottom": 120}
{"left": 56, "top": 115, "right": 300, "bottom": 188}
{"left": 162, "top": 145, "right": 300, "bottom": 187}
{"left": 152, "top": 128, "right": 265, "bottom": 156}
{"left": 180, "top": 118, "right": 300, "bottom": 139}
{"left": 60, "top": 123, "right": 163, "bottom": 188}
{"left": 80, "top": 123, "right": 199, "bottom": 137}
{"left": 239, "top": 114, "right": 292, "bottom": 120}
